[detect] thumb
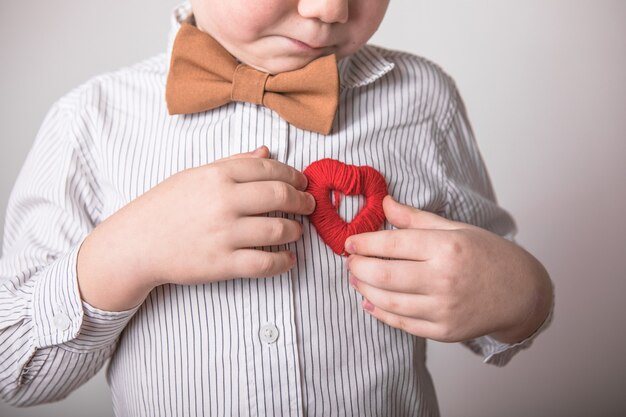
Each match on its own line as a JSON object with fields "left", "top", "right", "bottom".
{"left": 383, "top": 195, "right": 457, "bottom": 230}
{"left": 222, "top": 145, "right": 270, "bottom": 161}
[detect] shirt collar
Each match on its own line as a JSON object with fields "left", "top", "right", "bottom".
{"left": 166, "top": 1, "right": 395, "bottom": 90}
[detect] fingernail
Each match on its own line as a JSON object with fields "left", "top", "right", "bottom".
{"left": 345, "top": 239, "right": 355, "bottom": 254}
{"left": 344, "top": 255, "right": 351, "bottom": 271}
{"left": 307, "top": 193, "right": 316, "bottom": 211}
{"left": 289, "top": 252, "right": 297, "bottom": 264}
{"left": 363, "top": 299, "right": 375, "bottom": 312}
{"left": 252, "top": 145, "right": 265, "bottom": 154}
{"left": 302, "top": 176, "right": 309, "bottom": 190}
{"left": 349, "top": 274, "right": 358, "bottom": 289}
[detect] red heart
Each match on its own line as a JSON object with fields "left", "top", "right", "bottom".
{"left": 303, "top": 158, "right": 388, "bottom": 256}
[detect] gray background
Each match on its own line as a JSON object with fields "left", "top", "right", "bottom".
{"left": 1, "top": 0, "right": 625, "bottom": 416}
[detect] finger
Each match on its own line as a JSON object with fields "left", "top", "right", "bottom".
{"left": 345, "top": 229, "right": 443, "bottom": 260}
{"left": 230, "top": 217, "right": 303, "bottom": 248}
{"left": 360, "top": 298, "right": 440, "bottom": 339}
{"left": 219, "top": 145, "right": 270, "bottom": 160}
{"left": 221, "top": 157, "right": 309, "bottom": 191}
{"left": 233, "top": 181, "right": 316, "bottom": 216}
{"left": 383, "top": 195, "right": 460, "bottom": 230}
{"left": 229, "top": 249, "right": 296, "bottom": 278}
{"left": 347, "top": 254, "right": 433, "bottom": 294}
{"left": 349, "top": 277, "right": 437, "bottom": 320}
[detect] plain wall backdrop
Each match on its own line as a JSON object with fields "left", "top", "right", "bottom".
{"left": 1, "top": 1, "right": 625, "bottom": 416}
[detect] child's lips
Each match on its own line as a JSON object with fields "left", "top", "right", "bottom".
{"left": 286, "top": 37, "right": 331, "bottom": 51}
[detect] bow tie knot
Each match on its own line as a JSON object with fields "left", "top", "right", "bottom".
{"left": 231, "top": 65, "right": 269, "bottom": 105}
{"left": 166, "top": 23, "right": 340, "bottom": 135}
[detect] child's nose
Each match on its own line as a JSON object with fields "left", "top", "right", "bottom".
{"left": 298, "top": 0, "right": 349, "bottom": 24}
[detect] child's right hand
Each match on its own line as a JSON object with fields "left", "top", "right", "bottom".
{"left": 76, "top": 145, "right": 315, "bottom": 311}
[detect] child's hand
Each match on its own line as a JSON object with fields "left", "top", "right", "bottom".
{"left": 345, "top": 196, "right": 553, "bottom": 344}
{"left": 77, "top": 146, "right": 315, "bottom": 311}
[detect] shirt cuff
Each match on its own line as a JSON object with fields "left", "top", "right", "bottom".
{"left": 464, "top": 292, "right": 555, "bottom": 366}
{"left": 61, "top": 300, "right": 141, "bottom": 352}
{"left": 31, "top": 237, "right": 140, "bottom": 351}
{"left": 31, "top": 240, "right": 85, "bottom": 348}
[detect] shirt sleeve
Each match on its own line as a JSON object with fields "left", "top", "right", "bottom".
{"left": 436, "top": 80, "right": 555, "bottom": 367}
{"left": 0, "top": 97, "right": 140, "bottom": 406}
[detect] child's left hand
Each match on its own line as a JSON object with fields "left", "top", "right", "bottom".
{"left": 345, "top": 195, "right": 553, "bottom": 344}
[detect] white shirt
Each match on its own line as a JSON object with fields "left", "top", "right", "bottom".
{"left": 0, "top": 1, "right": 553, "bottom": 416}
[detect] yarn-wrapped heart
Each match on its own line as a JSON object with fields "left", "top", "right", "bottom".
{"left": 303, "top": 158, "right": 388, "bottom": 256}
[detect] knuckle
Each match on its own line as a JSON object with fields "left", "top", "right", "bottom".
{"left": 205, "top": 165, "right": 230, "bottom": 187}
{"left": 382, "top": 296, "right": 400, "bottom": 312}
{"left": 434, "top": 323, "right": 456, "bottom": 343}
{"left": 268, "top": 220, "right": 288, "bottom": 242}
{"left": 261, "top": 159, "right": 278, "bottom": 177}
{"left": 255, "top": 255, "right": 276, "bottom": 276}
{"left": 383, "top": 234, "right": 400, "bottom": 254}
{"left": 394, "top": 316, "right": 409, "bottom": 333}
{"left": 272, "top": 182, "right": 291, "bottom": 205}
{"left": 437, "top": 271, "right": 459, "bottom": 293}
{"left": 200, "top": 164, "right": 217, "bottom": 179}
{"left": 404, "top": 322, "right": 423, "bottom": 337}
{"left": 292, "top": 169, "right": 304, "bottom": 189}
{"left": 443, "top": 235, "right": 465, "bottom": 258}
{"left": 301, "top": 192, "right": 314, "bottom": 212}
{"left": 390, "top": 316, "right": 420, "bottom": 335}
{"left": 375, "top": 266, "right": 393, "bottom": 287}
{"left": 292, "top": 221, "right": 303, "bottom": 238}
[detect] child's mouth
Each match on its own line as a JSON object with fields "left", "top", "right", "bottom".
{"left": 286, "top": 37, "right": 328, "bottom": 51}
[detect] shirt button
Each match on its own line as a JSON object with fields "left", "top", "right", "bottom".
{"left": 259, "top": 323, "right": 279, "bottom": 344}
{"left": 52, "top": 313, "right": 71, "bottom": 331}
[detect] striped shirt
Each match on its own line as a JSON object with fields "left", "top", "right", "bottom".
{"left": 0, "top": 1, "right": 552, "bottom": 416}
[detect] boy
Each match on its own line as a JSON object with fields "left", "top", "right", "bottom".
{"left": 0, "top": 0, "right": 554, "bottom": 416}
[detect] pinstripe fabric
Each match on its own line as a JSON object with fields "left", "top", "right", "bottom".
{"left": 0, "top": 2, "right": 552, "bottom": 416}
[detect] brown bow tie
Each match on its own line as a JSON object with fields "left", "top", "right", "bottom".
{"left": 165, "top": 23, "right": 339, "bottom": 135}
